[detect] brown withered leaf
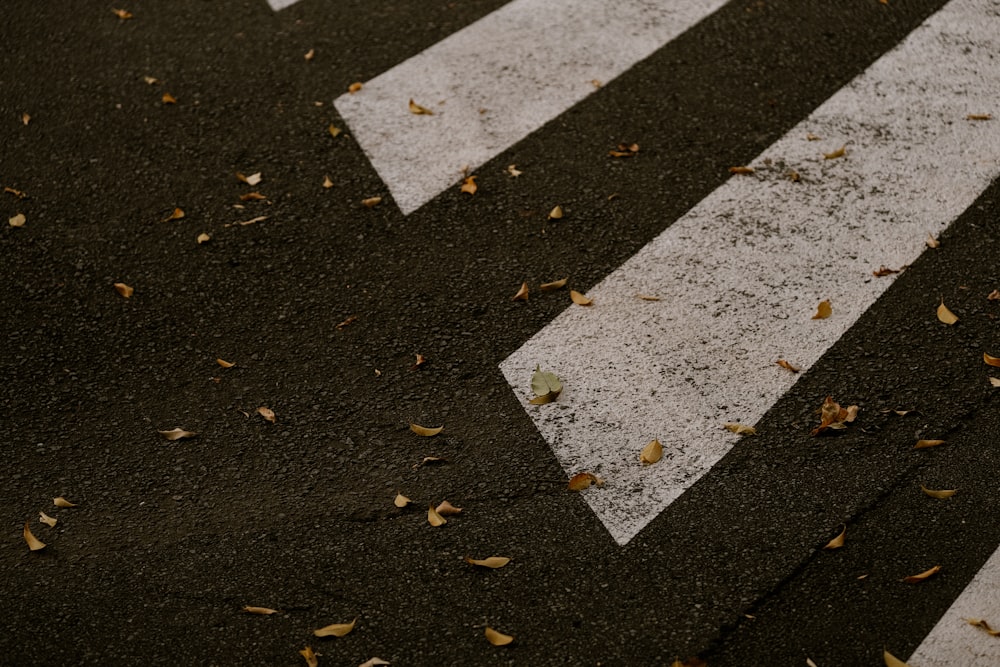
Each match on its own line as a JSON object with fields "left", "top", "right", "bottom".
{"left": 724, "top": 423, "right": 756, "bottom": 436}
{"left": 776, "top": 359, "right": 801, "bottom": 373}
{"left": 217, "top": 358, "right": 235, "bottom": 368}
{"left": 883, "top": 650, "right": 911, "bottom": 667}
{"left": 21, "top": 112, "right": 31, "bottom": 126}
{"left": 240, "top": 192, "right": 267, "bottom": 202}
{"left": 548, "top": 205, "right": 563, "bottom": 220}
{"left": 427, "top": 505, "right": 447, "bottom": 527}
{"left": 460, "top": 175, "right": 477, "bottom": 195}
{"left": 824, "top": 145, "right": 846, "bottom": 160}
{"left": 162, "top": 93, "right": 177, "bottom": 105}
{"left": 8, "top": 213, "right": 26, "bottom": 228}
{"left": 810, "top": 396, "right": 858, "bottom": 436}
{"left": 984, "top": 352, "right": 1000, "bottom": 368}
{"left": 53, "top": 497, "right": 77, "bottom": 508}
{"left": 196, "top": 232, "right": 211, "bottom": 244}
{"left": 539, "top": 278, "right": 568, "bottom": 292}
{"left": 670, "top": 659, "right": 708, "bottom": 667}
{"left": 412, "top": 456, "right": 447, "bottom": 469}
{"left": 393, "top": 493, "right": 411, "bottom": 508}
{"left": 640, "top": 439, "right": 663, "bottom": 465}
{"left": 570, "top": 290, "right": 593, "bottom": 306}
{"left": 23, "top": 522, "right": 46, "bottom": 551}
{"left": 435, "top": 500, "right": 462, "bottom": 516}
{"left": 159, "top": 428, "right": 197, "bottom": 440}
{"left": 112, "top": 8, "right": 133, "bottom": 19}
{"left": 410, "top": 423, "right": 443, "bottom": 437}
{"left": 926, "top": 233, "right": 940, "bottom": 248}
{"left": 358, "top": 659, "right": 391, "bottom": 667}
{"left": 812, "top": 300, "right": 832, "bottom": 319}
{"left": 728, "top": 166, "right": 755, "bottom": 175}
{"left": 988, "top": 289, "right": 1000, "bottom": 301}
{"left": 902, "top": 564, "right": 941, "bottom": 583}
{"left": 325, "top": 123, "right": 341, "bottom": 139}
{"left": 609, "top": 143, "right": 639, "bottom": 158}
{"left": 236, "top": 172, "right": 263, "bottom": 186}
{"left": 314, "top": 618, "right": 356, "bottom": 638}
{"left": 990, "top": 377, "right": 1000, "bottom": 388}
{"left": 873, "top": 265, "right": 901, "bottom": 277}
{"left": 361, "top": 196, "right": 382, "bottom": 208}
{"left": 568, "top": 472, "right": 603, "bottom": 491}
{"left": 323, "top": 175, "right": 334, "bottom": 189}
{"left": 114, "top": 282, "right": 134, "bottom": 298}
{"left": 165, "top": 207, "right": 185, "bottom": 220}
{"left": 806, "top": 132, "right": 821, "bottom": 141}
{"left": 411, "top": 354, "right": 427, "bottom": 370}
{"left": 348, "top": 82, "right": 363, "bottom": 93}
{"left": 506, "top": 164, "right": 522, "bottom": 177}
{"left": 465, "top": 556, "right": 510, "bottom": 568}
{"left": 408, "top": 99, "right": 434, "bottom": 115}
{"left": 964, "top": 618, "right": 1000, "bottom": 636}
{"left": 300, "top": 646, "right": 319, "bottom": 667}
{"left": 787, "top": 170, "right": 801, "bottom": 182}
{"left": 914, "top": 439, "right": 946, "bottom": 449}
{"left": 243, "top": 606, "right": 279, "bottom": 615}
{"left": 920, "top": 485, "right": 957, "bottom": 499}
{"left": 4, "top": 186, "right": 27, "bottom": 198}
{"left": 823, "top": 525, "right": 846, "bottom": 550}
{"left": 336, "top": 314, "right": 359, "bottom": 330}
{"left": 966, "top": 113, "right": 992, "bottom": 121}
{"left": 223, "top": 215, "right": 268, "bottom": 228}
{"left": 937, "top": 300, "right": 959, "bottom": 325}
{"left": 512, "top": 282, "right": 529, "bottom": 301}
{"left": 39, "top": 512, "right": 57, "bottom": 528}
{"left": 484, "top": 627, "right": 514, "bottom": 646}
{"left": 257, "top": 407, "right": 276, "bottom": 423}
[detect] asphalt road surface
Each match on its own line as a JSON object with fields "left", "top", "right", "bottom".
{"left": 3, "top": 1, "right": 1000, "bottom": 665}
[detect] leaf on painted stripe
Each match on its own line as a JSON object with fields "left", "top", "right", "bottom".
{"left": 984, "top": 352, "right": 1000, "bottom": 368}
{"left": 776, "top": 359, "right": 801, "bottom": 373}
{"left": 873, "top": 265, "right": 902, "bottom": 277}
{"left": 512, "top": 281, "right": 529, "bottom": 301}
{"left": 484, "top": 626, "right": 514, "bottom": 646}
{"left": 410, "top": 423, "right": 443, "bottom": 437}
{"left": 427, "top": 505, "right": 447, "bottom": 527}
{"left": 823, "top": 525, "right": 846, "bottom": 550}
{"left": 964, "top": 618, "right": 1000, "bottom": 636}
{"left": 348, "top": 82, "right": 363, "bottom": 94}
{"left": 728, "top": 165, "right": 755, "bottom": 174}
{"left": 314, "top": 618, "right": 356, "bottom": 637}
{"left": 460, "top": 175, "right": 477, "bottom": 195}
{"left": 925, "top": 233, "right": 940, "bottom": 248}
{"left": 920, "top": 485, "right": 957, "bottom": 499}
{"left": 724, "top": 423, "right": 756, "bottom": 436}
{"left": 810, "top": 396, "right": 858, "bottom": 436}
{"left": 530, "top": 366, "right": 562, "bottom": 404}
{"left": 465, "top": 556, "right": 511, "bottom": 568}
{"left": 435, "top": 500, "right": 462, "bottom": 516}
{"left": 883, "top": 649, "right": 911, "bottom": 667}
{"left": 539, "top": 278, "right": 568, "bottom": 292}
{"left": 823, "top": 145, "right": 846, "bottom": 160}
{"left": 570, "top": 290, "right": 593, "bottom": 306}
{"left": 966, "top": 113, "right": 992, "bottom": 121}
{"left": 902, "top": 564, "right": 941, "bottom": 583}
{"left": 914, "top": 439, "right": 946, "bottom": 449}
{"left": 408, "top": 99, "right": 434, "bottom": 115}
{"left": 812, "top": 299, "right": 832, "bottom": 319}
{"left": 567, "top": 472, "right": 603, "bottom": 491}
{"left": 640, "top": 439, "right": 663, "bottom": 465}
{"left": 937, "top": 300, "right": 958, "bottom": 325}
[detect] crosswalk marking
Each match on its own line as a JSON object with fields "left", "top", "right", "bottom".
{"left": 333, "top": 0, "right": 729, "bottom": 214}
{"left": 500, "top": 0, "right": 1000, "bottom": 546}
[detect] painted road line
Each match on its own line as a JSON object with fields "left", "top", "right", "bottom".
{"left": 267, "top": 0, "right": 301, "bottom": 10}
{"left": 501, "top": 0, "right": 1000, "bottom": 546}
{"left": 908, "top": 545, "right": 1000, "bottom": 666}
{"left": 333, "top": 0, "right": 729, "bottom": 215}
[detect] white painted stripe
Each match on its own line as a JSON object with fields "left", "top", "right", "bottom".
{"left": 500, "top": 0, "right": 1000, "bottom": 546}
{"left": 908, "top": 545, "right": 1000, "bottom": 666}
{"left": 333, "top": 0, "right": 729, "bottom": 215}
{"left": 267, "top": 0, "right": 302, "bottom": 10}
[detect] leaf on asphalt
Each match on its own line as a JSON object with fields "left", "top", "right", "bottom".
{"left": 4, "top": 186, "right": 27, "bottom": 198}
{"left": 361, "top": 196, "right": 382, "bottom": 208}
{"left": 640, "top": 439, "right": 663, "bottom": 465}
{"left": 539, "top": 278, "right": 568, "bottom": 292}
{"left": 570, "top": 290, "right": 593, "bottom": 306}
{"left": 937, "top": 300, "right": 959, "bottom": 325}
{"left": 984, "top": 352, "right": 1000, "bottom": 367}
{"left": 223, "top": 215, "right": 269, "bottom": 227}
{"left": 216, "top": 358, "right": 235, "bottom": 368}
{"left": 243, "top": 606, "right": 279, "bottom": 615}
{"left": 327, "top": 124, "right": 342, "bottom": 139}
{"left": 990, "top": 377, "right": 1000, "bottom": 388}
{"left": 336, "top": 314, "right": 359, "bottom": 329}
{"left": 236, "top": 172, "right": 263, "bottom": 186}
{"left": 964, "top": 618, "right": 1000, "bottom": 636}
{"left": 112, "top": 8, "right": 133, "bottom": 19}
{"left": 21, "top": 112, "right": 31, "bottom": 126}
{"left": 873, "top": 265, "right": 901, "bottom": 277}
{"left": 512, "top": 282, "right": 529, "bottom": 301}
{"left": 166, "top": 207, "right": 185, "bottom": 220}
{"left": 920, "top": 485, "right": 957, "bottom": 499}
{"left": 548, "top": 205, "right": 563, "bottom": 220}
{"left": 465, "top": 556, "right": 510, "bottom": 568}
{"left": 609, "top": 143, "right": 640, "bottom": 158}
{"left": 393, "top": 493, "right": 411, "bottom": 508}
{"left": 670, "top": 659, "right": 707, "bottom": 667}
{"left": 303, "top": 48, "right": 315, "bottom": 61}
{"left": 724, "top": 422, "right": 756, "bottom": 436}
{"left": 114, "top": 282, "right": 134, "bottom": 298}
{"left": 987, "top": 289, "right": 1000, "bottom": 301}
{"left": 348, "top": 82, "right": 363, "bottom": 93}
{"left": 408, "top": 99, "right": 434, "bottom": 115}
{"left": 159, "top": 428, "right": 197, "bottom": 440}
{"left": 162, "top": 93, "right": 177, "bottom": 105}
{"left": 914, "top": 439, "right": 946, "bottom": 449}
{"left": 8, "top": 213, "right": 25, "bottom": 228}
{"left": 823, "top": 145, "right": 846, "bottom": 160}
{"left": 427, "top": 505, "right": 447, "bottom": 527}
{"left": 410, "top": 354, "right": 427, "bottom": 370}
{"left": 322, "top": 175, "right": 334, "bottom": 189}
{"left": 530, "top": 366, "right": 562, "bottom": 405}
{"left": 810, "top": 396, "right": 858, "bottom": 436}
{"left": 197, "top": 232, "right": 211, "bottom": 244}
{"left": 358, "top": 659, "right": 391, "bottom": 667}
{"left": 143, "top": 75, "right": 159, "bottom": 85}
{"left": 39, "top": 512, "right": 57, "bottom": 528}
{"left": 812, "top": 299, "right": 832, "bottom": 319}
{"left": 568, "top": 472, "right": 603, "bottom": 491}
{"left": 240, "top": 192, "right": 267, "bottom": 202}
{"left": 823, "top": 525, "right": 846, "bottom": 550}
{"left": 300, "top": 646, "right": 319, "bottom": 667}
{"left": 412, "top": 456, "right": 447, "bottom": 469}
{"left": 314, "top": 618, "right": 356, "bottom": 637}
{"left": 435, "top": 500, "right": 462, "bottom": 516}
{"left": 506, "top": 164, "right": 522, "bottom": 177}
{"left": 728, "top": 166, "right": 755, "bottom": 175}
{"left": 807, "top": 658, "right": 818, "bottom": 667}
{"left": 776, "top": 359, "right": 801, "bottom": 373}
{"left": 23, "top": 522, "right": 46, "bottom": 551}
{"left": 53, "top": 497, "right": 77, "bottom": 508}
{"left": 410, "top": 423, "right": 443, "bottom": 437}
{"left": 926, "top": 233, "right": 940, "bottom": 248}
{"left": 902, "top": 564, "right": 941, "bottom": 583}
{"left": 883, "top": 650, "right": 911, "bottom": 667}
{"left": 257, "top": 407, "right": 276, "bottom": 423}
{"left": 485, "top": 626, "right": 514, "bottom": 646}
{"left": 966, "top": 113, "right": 992, "bottom": 121}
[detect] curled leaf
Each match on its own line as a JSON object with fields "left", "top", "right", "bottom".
{"left": 412, "top": 456, "right": 447, "bottom": 469}
{"left": 776, "top": 359, "right": 801, "bottom": 373}
{"left": 336, "top": 314, "right": 359, "bottom": 330}
{"left": 926, "top": 233, "right": 940, "bottom": 248}
{"left": 728, "top": 166, "right": 755, "bottom": 175}
{"left": 112, "top": 8, "right": 133, "bottom": 20}
{"left": 236, "top": 172, "right": 263, "bottom": 186}
{"left": 243, "top": 606, "right": 279, "bottom": 615}
{"left": 568, "top": 472, "right": 603, "bottom": 491}
{"left": 920, "top": 485, "right": 957, "bottom": 499}
{"left": 966, "top": 113, "right": 992, "bottom": 121}
{"left": 304, "top": 48, "right": 315, "bottom": 61}
{"left": 39, "top": 512, "right": 57, "bottom": 528}
{"left": 512, "top": 282, "right": 529, "bottom": 301}
{"left": 984, "top": 352, "right": 1000, "bottom": 368}
{"left": 964, "top": 618, "right": 1000, "bottom": 636}
{"left": 348, "top": 82, "right": 363, "bottom": 93}
{"left": 410, "top": 354, "right": 427, "bottom": 370}
{"left": 166, "top": 207, "right": 185, "bottom": 221}
{"left": 300, "top": 646, "right": 319, "bottom": 667}
{"left": 464, "top": 556, "right": 511, "bottom": 569}
{"left": 53, "top": 497, "right": 77, "bottom": 508}
{"left": 987, "top": 289, "right": 1000, "bottom": 301}
{"left": 806, "top": 132, "right": 821, "bottom": 141}
{"left": 609, "top": 143, "right": 640, "bottom": 158}
{"left": 361, "top": 196, "right": 382, "bottom": 209}
{"left": 937, "top": 300, "right": 958, "bottom": 325}
{"left": 724, "top": 423, "right": 756, "bottom": 436}
{"left": 570, "top": 290, "right": 593, "bottom": 306}
{"left": 408, "top": 99, "right": 434, "bottom": 115}
{"left": 162, "top": 93, "right": 177, "bottom": 105}
{"left": 530, "top": 366, "right": 562, "bottom": 405}
{"left": 460, "top": 175, "right": 477, "bottom": 195}
{"left": 393, "top": 493, "right": 411, "bottom": 508}
{"left": 323, "top": 175, "right": 334, "bottom": 189}
{"left": 989, "top": 377, "right": 1000, "bottom": 387}
{"left": 902, "top": 564, "right": 941, "bottom": 583}
{"left": 914, "top": 439, "right": 946, "bottom": 449}
{"left": 410, "top": 423, "right": 443, "bottom": 437}
{"left": 506, "top": 164, "right": 522, "bottom": 177}
{"left": 257, "top": 407, "right": 276, "bottom": 424}
{"left": 883, "top": 650, "right": 911, "bottom": 667}
{"left": 197, "top": 232, "right": 211, "bottom": 244}
{"left": 435, "top": 500, "right": 462, "bottom": 516}
{"left": 548, "top": 205, "right": 563, "bottom": 220}
{"left": 314, "top": 618, "right": 356, "bottom": 637}
{"left": 823, "top": 145, "right": 846, "bottom": 160}
{"left": 158, "top": 428, "right": 197, "bottom": 441}
{"left": 812, "top": 300, "right": 832, "bottom": 319}
{"left": 539, "top": 278, "right": 568, "bottom": 292}
{"left": 873, "top": 265, "right": 901, "bottom": 277}
{"left": 114, "top": 282, "right": 134, "bottom": 298}
{"left": 811, "top": 396, "right": 858, "bottom": 436}
{"left": 8, "top": 213, "right": 25, "bottom": 228}
{"left": 216, "top": 358, "right": 235, "bottom": 368}
{"left": 427, "top": 505, "right": 447, "bottom": 527}
{"left": 484, "top": 627, "right": 514, "bottom": 646}
{"left": 640, "top": 439, "right": 663, "bottom": 465}
{"left": 240, "top": 192, "right": 266, "bottom": 202}
{"left": 823, "top": 525, "right": 846, "bottom": 550}
{"left": 23, "top": 522, "right": 46, "bottom": 551}
{"left": 637, "top": 294, "right": 660, "bottom": 301}
{"left": 358, "top": 659, "right": 391, "bottom": 667}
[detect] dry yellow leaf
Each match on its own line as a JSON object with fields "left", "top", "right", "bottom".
{"left": 358, "top": 659, "right": 391, "bottom": 667}
{"left": 304, "top": 48, "right": 315, "bottom": 61}
{"left": 410, "top": 423, "right": 443, "bottom": 437}
{"left": 811, "top": 396, "right": 858, "bottom": 435}
{"left": 300, "top": 646, "right": 319, "bottom": 667}
{"left": 637, "top": 294, "right": 660, "bottom": 301}
{"left": 114, "top": 282, "right": 134, "bottom": 298}
{"left": 23, "top": 522, "right": 45, "bottom": 551}
{"left": 989, "top": 377, "right": 1000, "bottom": 387}
{"left": 216, "top": 358, "right": 235, "bottom": 368}
{"left": 348, "top": 82, "right": 363, "bottom": 93}
{"left": 243, "top": 606, "right": 279, "bottom": 615}
{"left": 512, "top": 282, "right": 529, "bottom": 301}
{"left": 323, "top": 175, "right": 334, "bottom": 189}
{"left": 964, "top": 618, "right": 1000, "bottom": 636}
{"left": 21, "top": 112, "right": 31, "bottom": 126}
{"left": 724, "top": 423, "right": 756, "bottom": 436}
{"left": 728, "top": 166, "right": 755, "bottom": 175}
{"left": 393, "top": 493, "right": 411, "bottom": 508}
{"left": 966, "top": 113, "right": 992, "bottom": 121}
{"left": 112, "top": 8, "right": 133, "bottom": 19}
{"left": 914, "top": 439, "right": 946, "bottom": 449}
{"left": 609, "top": 143, "right": 640, "bottom": 158}
{"left": 8, "top": 213, "right": 25, "bottom": 228}
{"left": 162, "top": 92, "right": 177, "bottom": 105}
{"left": 362, "top": 196, "right": 382, "bottom": 208}
{"left": 640, "top": 439, "right": 663, "bottom": 465}
{"left": 314, "top": 618, "right": 356, "bottom": 638}
{"left": 465, "top": 556, "right": 511, "bottom": 568}
{"left": 984, "top": 352, "right": 1000, "bottom": 368}
{"left": 435, "top": 500, "right": 462, "bottom": 516}
{"left": 53, "top": 497, "right": 77, "bottom": 508}
{"left": 328, "top": 124, "right": 341, "bottom": 138}
{"left": 142, "top": 75, "right": 159, "bottom": 85}
{"left": 776, "top": 359, "right": 801, "bottom": 373}
{"left": 196, "top": 233, "right": 211, "bottom": 244}
{"left": 548, "top": 205, "right": 563, "bottom": 220}
{"left": 507, "top": 164, "right": 522, "bottom": 177}
{"left": 570, "top": 290, "right": 593, "bottom": 306}
{"left": 823, "top": 525, "right": 846, "bottom": 550}
{"left": 257, "top": 407, "right": 276, "bottom": 423}
{"left": 158, "top": 427, "right": 197, "bottom": 440}
{"left": 988, "top": 289, "right": 1000, "bottom": 301}
{"left": 902, "top": 564, "right": 941, "bottom": 583}
{"left": 39, "top": 512, "right": 57, "bottom": 528}
{"left": 240, "top": 192, "right": 266, "bottom": 202}
{"left": 427, "top": 505, "right": 447, "bottom": 527}
{"left": 538, "top": 278, "right": 568, "bottom": 292}
{"left": 236, "top": 172, "right": 263, "bottom": 186}
{"left": 937, "top": 300, "right": 958, "bottom": 325}
{"left": 920, "top": 485, "right": 957, "bottom": 499}
{"left": 408, "top": 99, "right": 434, "bottom": 115}
{"left": 883, "top": 650, "right": 911, "bottom": 667}
{"left": 4, "top": 186, "right": 27, "bottom": 198}
{"left": 824, "top": 145, "right": 846, "bottom": 160}
{"left": 166, "top": 207, "right": 185, "bottom": 221}
{"left": 460, "top": 175, "right": 477, "bottom": 195}
{"left": 568, "top": 472, "right": 603, "bottom": 491}
{"left": 926, "top": 233, "right": 940, "bottom": 248}
{"left": 812, "top": 300, "right": 832, "bottom": 319}
{"left": 485, "top": 627, "right": 514, "bottom": 646}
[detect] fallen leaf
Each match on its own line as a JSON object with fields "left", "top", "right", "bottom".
{"left": 937, "top": 300, "right": 959, "bottom": 325}
{"left": 39, "top": 512, "right": 57, "bottom": 528}
{"left": 776, "top": 359, "right": 801, "bottom": 373}
{"left": 233, "top": 172, "right": 262, "bottom": 187}
{"left": 408, "top": 99, "right": 434, "bottom": 115}
{"left": 506, "top": 164, "right": 522, "bottom": 177}
{"left": 243, "top": 606, "right": 279, "bottom": 615}
{"left": 460, "top": 175, "right": 477, "bottom": 195}
{"left": 304, "top": 48, "right": 315, "bottom": 61}
{"left": 23, "top": 522, "right": 45, "bottom": 551}
{"left": 21, "top": 112, "right": 31, "bottom": 126}
{"left": 53, "top": 497, "right": 77, "bottom": 508}
{"left": 920, "top": 485, "right": 957, "bottom": 499}
{"left": 873, "top": 265, "right": 901, "bottom": 277}
{"left": 990, "top": 377, "right": 1000, "bottom": 387}
{"left": 568, "top": 472, "right": 603, "bottom": 491}
{"left": 637, "top": 294, "right": 661, "bottom": 301}
{"left": 640, "top": 439, "right": 663, "bottom": 465}
{"left": 358, "top": 659, "right": 391, "bottom": 667}
{"left": 823, "top": 525, "right": 846, "bottom": 550}
{"left": 196, "top": 233, "right": 211, "bottom": 244}
{"left": 314, "top": 618, "right": 357, "bottom": 638}
{"left": 411, "top": 354, "right": 427, "bottom": 370}
{"left": 914, "top": 439, "right": 946, "bottom": 449}
{"left": 609, "top": 143, "right": 640, "bottom": 158}
{"left": 165, "top": 207, "right": 185, "bottom": 221}
{"left": 323, "top": 175, "right": 334, "bottom": 189}
{"left": 966, "top": 113, "right": 992, "bottom": 121}
{"left": 427, "top": 505, "right": 447, "bottom": 527}
{"left": 216, "top": 358, "right": 235, "bottom": 368}
{"left": 336, "top": 314, "right": 359, "bottom": 330}
{"left": 348, "top": 82, "right": 363, "bottom": 93}
{"left": 412, "top": 456, "right": 447, "bottom": 469}
{"left": 4, "top": 186, "right": 27, "bottom": 198}
{"left": 883, "top": 650, "right": 910, "bottom": 667}
{"left": 548, "top": 205, "right": 563, "bottom": 220}
{"left": 926, "top": 233, "right": 940, "bottom": 248}
{"left": 570, "top": 290, "right": 593, "bottom": 306}
{"left": 724, "top": 423, "right": 757, "bottom": 436}
{"left": 824, "top": 145, "right": 846, "bottom": 160}
{"left": 410, "top": 423, "right": 443, "bottom": 437}
{"left": 8, "top": 213, "right": 26, "bottom": 228}
{"left": 435, "top": 500, "right": 463, "bottom": 516}
{"left": 988, "top": 289, "right": 1000, "bottom": 301}
{"left": 530, "top": 366, "right": 562, "bottom": 405}
{"left": 485, "top": 627, "right": 514, "bottom": 646}
{"left": 984, "top": 352, "right": 1000, "bottom": 367}
{"left": 240, "top": 192, "right": 266, "bottom": 202}
{"left": 465, "top": 556, "right": 511, "bottom": 568}
{"left": 807, "top": 658, "right": 818, "bottom": 667}
{"left": 810, "top": 396, "right": 858, "bottom": 436}
{"left": 257, "top": 407, "right": 276, "bottom": 423}
{"left": 812, "top": 299, "right": 832, "bottom": 319}
{"left": 728, "top": 166, "right": 755, "bottom": 174}
{"left": 112, "top": 8, "right": 133, "bottom": 20}
{"left": 512, "top": 282, "right": 529, "bottom": 301}
{"left": 964, "top": 618, "right": 1000, "bottom": 636}
{"left": 902, "top": 564, "right": 941, "bottom": 583}
{"left": 361, "top": 196, "right": 382, "bottom": 208}
{"left": 300, "top": 646, "right": 319, "bottom": 667}
{"left": 142, "top": 75, "right": 159, "bottom": 85}
{"left": 892, "top": 410, "right": 914, "bottom": 416}
{"left": 787, "top": 170, "right": 801, "bottom": 182}
{"left": 223, "top": 215, "right": 269, "bottom": 227}
{"left": 158, "top": 428, "right": 197, "bottom": 440}
{"left": 328, "top": 124, "right": 341, "bottom": 138}
{"left": 538, "top": 278, "right": 568, "bottom": 292}
{"left": 591, "top": 79, "right": 602, "bottom": 88}
{"left": 114, "top": 282, "right": 134, "bottom": 298}
{"left": 806, "top": 132, "right": 821, "bottom": 141}
{"left": 670, "top": 659, "right": 707, "bottom": 667}
{"left": 393, "top": 493, "right": 411, "bottom": 508}
{"left": 161, "top": 93, "right": 177, "bottom": 105}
